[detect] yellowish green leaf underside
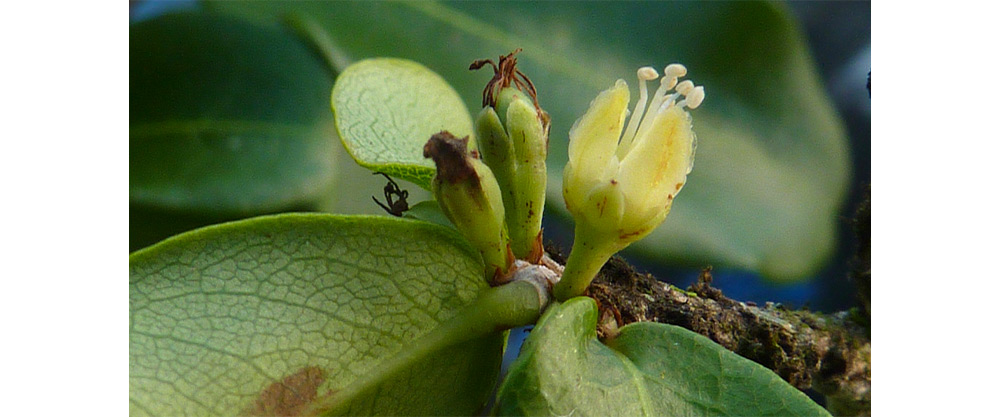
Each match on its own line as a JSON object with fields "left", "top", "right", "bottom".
{"left": 129, "top": 214, "right": 503, "bottom": 416}
{"left": 332, "top": 58, "right": 475, "bottom": 190}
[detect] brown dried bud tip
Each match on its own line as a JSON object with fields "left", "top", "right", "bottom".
{"left": 470, "top": 48, "right": 542, "bottom": 111}
{"left": 423, "top": 131, "right": 478, "bottom": 185}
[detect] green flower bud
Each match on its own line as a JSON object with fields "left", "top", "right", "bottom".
{"left": 424, "top": 131, "right": 513, "bottom": 283}
{"left": 554, "top": 64, "right": 704, "bottom": 301}
{"left": 471, "top": 50, "right": 549, "bottom": 262}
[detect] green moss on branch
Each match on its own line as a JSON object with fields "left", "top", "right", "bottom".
{"left": 585, "top": 259, "right": 870, "bottom": 416}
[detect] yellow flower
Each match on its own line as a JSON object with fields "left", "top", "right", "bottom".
{"left": 555, "top": 64, "right": 704, "bottom": 301}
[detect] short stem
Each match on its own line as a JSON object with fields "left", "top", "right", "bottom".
{"left": 553, "top": 224, "right": 621, "bottom": 301}
{"left": 463, "top": 280, "right": 546, "bottom": 331}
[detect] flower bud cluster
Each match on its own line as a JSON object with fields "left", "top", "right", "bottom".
{"left": 425, "top": 50, "right": 551, "bottom": 285}
{"left": 475, "top": 82, "right": 549, "bottom": 262}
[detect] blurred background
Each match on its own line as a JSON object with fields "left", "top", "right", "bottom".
{"left": 617, "top": 1, "right": 871, "bottom": 312}
{"left": 130, "top": 1, "right": 870, "bottom": 312}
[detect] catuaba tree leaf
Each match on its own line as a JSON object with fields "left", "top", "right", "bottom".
{"left": 495, "top": 297, "right": 830, "bottom": 416}
{"left": 208, "top": 1, "right": 850, "bottom": 280}
{"left": 130, "top": 12, "right": 338, "bottom": 248}
{"left": 129, "top": 214, "right": 503, "bottom": 416}
{"left": 331, "top": 58, "right": 475, "bottom": 190}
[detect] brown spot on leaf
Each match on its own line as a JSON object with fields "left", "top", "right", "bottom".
{"left": 674, "top": 182, "right": 684, "bottom": 191}
{"left": 245, "top": 366, "right": 329, "bottom": 417}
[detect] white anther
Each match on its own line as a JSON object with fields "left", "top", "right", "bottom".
{"left": 660, "top": 73, "right": 678, "bottom": 90}
{"left": 664, "top": 63, "right": 687, "bottom": 78}
{"left": 637, "top": 66, "right": 659, "bottom": 81}
{"left": 685, "top": 86, "right": 705, "bottom": 109}
{"left": 675, "top": 80, "right": 695, "bottom": 95}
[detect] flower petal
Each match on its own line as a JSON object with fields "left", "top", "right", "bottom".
{"left": 567, "top": 79, "right": 629, "bottom": 184}
{"left": 617, "top": 105, "right": 695, "bottom": 228}
{"left": 580, "top": 179, "right": 626, "bottom": 234}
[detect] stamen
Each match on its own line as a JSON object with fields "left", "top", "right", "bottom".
{"left": 632, "top": 84, "right": 673, "bottom": 148}
{"left": 658, "top": 93, "right": 681, "bottom": 112}
{"left": 638, "top": 66, "right": 659, "bottom": 80}
{"left": 616, "top": 63, "right": 703, "bottom": 158}
{"left": 662, "top": 64, "right": 686, "bottom": 90}
{"left": 685, "top": 86, "right": 705, "bottom": 109}
{"left": 618, "top": 67, "right": 659, "bottom": 155}
{"left": 675, "top": 80, "right": 695, "bottom": 95}
{"left": 657, "top": 93, "right": 684, "bottom": 113}
{"left": 665, "top": 63, "right": 687, "bottom": 78}
{"left": 633, "top": 64, "right": 686, "bottom": 141}
{"left": 648, "top": 76, "right": 674, "bottom": 114}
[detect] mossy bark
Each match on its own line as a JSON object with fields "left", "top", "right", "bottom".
{"left": 582, "top": 262, "right": 870, "bottom": 416}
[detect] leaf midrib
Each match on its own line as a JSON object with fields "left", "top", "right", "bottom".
{"left": 610, "top": 348, "right": 655, "bottom": 417}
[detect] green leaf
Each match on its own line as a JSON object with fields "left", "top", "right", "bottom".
{"left": 332, "top": 58, "right": 475, "bottom": 189}
{"left": 208, "top": 1, "right": 850, "bottom": 280}
{"left": 402, "top": 199, "right": 455, "bottom": 229}
{"left": 496, "top": 298, "right": 830, "bottom": 416}
{"left": 129, "top": 214, "right": 503, "bottom": 416}
{"left": 130, "top": 12, "right": 338, "bottom": 247}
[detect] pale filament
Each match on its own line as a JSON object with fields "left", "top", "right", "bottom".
{"left": 620, "top": 64, "right": 704, "bottom": 157}
{"left": 618, "top": 67, "right": 659, "bottom": 156}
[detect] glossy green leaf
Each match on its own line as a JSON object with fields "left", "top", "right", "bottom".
{"left": 129, "top": 214, "right": 503, "bottom": 416}
{"left": 209, "top": 1, "right": 850, "bottom": 280}
{"left": 130, "top": 12, "right": 337, "bottom": 248}
{"left": 332, "top": 58, "right": 475, "bottom": 189}
{"left": 496, "top": 297, "right": 830, "bottom": 416}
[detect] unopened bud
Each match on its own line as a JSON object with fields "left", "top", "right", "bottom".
{"left": 424, "top": 131, "right": 513, "bottom": 282}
